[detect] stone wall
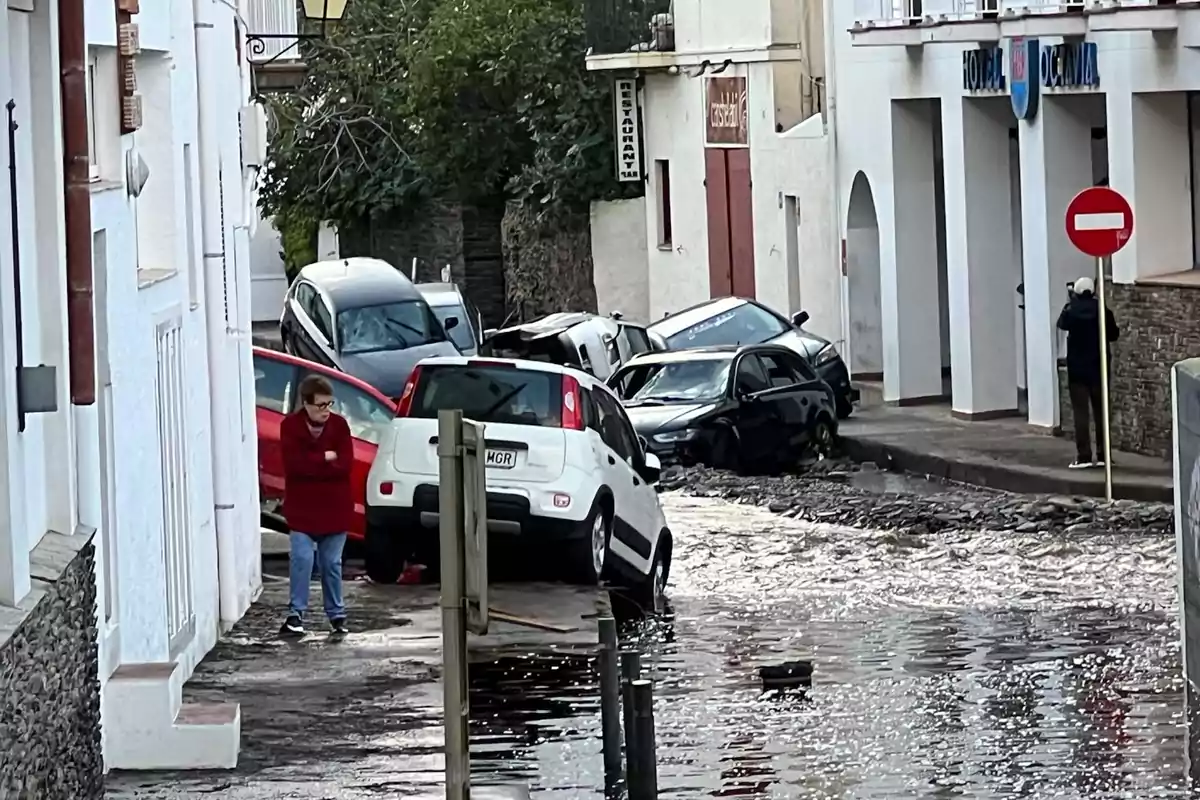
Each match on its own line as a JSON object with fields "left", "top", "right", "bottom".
{"left": 1057, "top": 279, "right": 1200, "bottom": 459}
{"left": 0, "top": 533, "right": 103, "bottom": 797}
{"left": 501, "top": 202, "right": 597, "bottom": 322}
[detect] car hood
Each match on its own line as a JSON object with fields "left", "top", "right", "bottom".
{"left": 624, "top": 402, "right": 715, "bottom": 434}
{"left": 339, "top": 341, "right": 459, "bottom": 397}
{"left": 771, "top": 328, "right": 831, "bottom": 359}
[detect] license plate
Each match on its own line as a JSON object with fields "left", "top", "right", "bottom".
{"left": 485, "top": 450, "right": 517, "bottom": 469}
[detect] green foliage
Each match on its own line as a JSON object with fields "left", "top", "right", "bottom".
{"left": 275, "top": 206, "right": 318, "bottom": 283}
{"left": 258, "top": 0, "right": 638, "bottom": 231}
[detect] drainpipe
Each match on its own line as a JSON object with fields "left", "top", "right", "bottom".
{"left": 822, "top": 0, "right": 849, "bottom": 354}
{"left": 193, "top": 0, "right": 241, "bottom": 625}
{"left": 60, "top": 0, "right": 94, "bottom": 406}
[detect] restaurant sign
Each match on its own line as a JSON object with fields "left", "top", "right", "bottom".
{"left": 613, "top": 78, "right": 642, "bottom": 182}
{"left": 706, "top": 76, "right": 748, "bottom": 147}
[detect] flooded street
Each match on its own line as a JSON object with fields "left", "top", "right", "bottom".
{"left": 476, "top": 492, "right": 1189, "bottom": 799}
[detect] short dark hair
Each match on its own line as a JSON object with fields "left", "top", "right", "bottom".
{"left": 299, "top": 374, "right": 334, "bottom": 403}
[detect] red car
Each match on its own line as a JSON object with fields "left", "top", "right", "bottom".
{"left": 253, "top": 346, "right": 397, "bottom": 540}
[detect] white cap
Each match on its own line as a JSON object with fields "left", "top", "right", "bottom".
{"left": 1073, "top": 276, "right": 1095, "bottom": 295}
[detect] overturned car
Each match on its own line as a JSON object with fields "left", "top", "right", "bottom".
{"left": 480, "top": 311, "right": 659, "bottom": 380}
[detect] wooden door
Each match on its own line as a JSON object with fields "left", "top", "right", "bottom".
{"left": 727, "top": 148, "right": 756, "bottom": 297}
{"left": 705, "top": 149, "right": 733, "bottom": 297}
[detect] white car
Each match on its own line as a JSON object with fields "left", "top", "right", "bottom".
{"left": 364, "top": 356, "right": 673, "bottom": 608}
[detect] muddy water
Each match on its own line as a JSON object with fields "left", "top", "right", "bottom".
{"left": 470, "top": 493, "right": 1189, "bottom": 799}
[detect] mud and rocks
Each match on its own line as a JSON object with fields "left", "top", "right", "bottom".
{"left": 659, "top": 459, "right": 1174, "bottom": 538}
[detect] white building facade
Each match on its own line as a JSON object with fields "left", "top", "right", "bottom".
{"left": 838, "top": 0, "right": 1200, "bottom": 456}
{"left": 585, "top": 0, "right": 843, "bottom": 342}
{"left": 0, "top": 0, "right": 262, "bottom": 787}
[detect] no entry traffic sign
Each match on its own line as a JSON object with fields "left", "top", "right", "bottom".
{"left": 1066, "top": 187, "right": 1133, "bottom": 258}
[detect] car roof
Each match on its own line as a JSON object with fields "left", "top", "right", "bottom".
{"left": 251, "top": 345, "right": 395, "bottom": 405}
{"left": 298, "top": 258, "right": 421, "bottom": 309}
{"left": 412, "top": 355, "right": 604, "bottom": 386}
{"left": 647, "top": 296, "right": 749, "bottom": 339}
{"left": 497, "top": 312, "right": 601, "bottom": 336}
{"left": 622, "top": 346, "right": 740, "bottom": 367}
{"left": 415, "top": 282, "right": 463, "bottom": 306}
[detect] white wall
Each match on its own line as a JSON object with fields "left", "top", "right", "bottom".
{"left": 591, "top": 198, "right": 650, "bottom": 323}
{"left": 250, "top": 217, "right": 288, "bottom": 322}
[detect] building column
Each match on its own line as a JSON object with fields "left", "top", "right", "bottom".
{"left": 1107, "top": 90, "right": 1191, "bottom": 284}
{"left": 942, "top": 97, "right": 1019, "bottom": 417}
{"left": 1019, "top": 96, "right": 1094, "bottom": 429}
{"left": 883, "top": 100, "right": 944, "bottom": 402}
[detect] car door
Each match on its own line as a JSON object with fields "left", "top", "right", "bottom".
{"left": 288, "top": 282, "right": 323, "bottom": 362}
{"left": 253, "top": 351, "right": 298, "bottom": 513}
{"left": 756, "top": 351, "right": 811, "bottom": 450}
{"left": 729, "top": 353, "right": 777, "bottom": 463}
{"left": 294, "top": 367, "right": 396, "bottom": 539}
{"left": 591, "top": 388, "right": 654, "bottom": 571}
{"left": 779, "top": 350, "right": 835, "bottom": 426}
{"left": 617, "top": 323, "right": 654, "bottom": 359}
{"left": 307, "top": 292, "right": 339, "bottom": 368}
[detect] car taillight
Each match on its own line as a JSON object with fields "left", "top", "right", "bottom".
{"left": 379, "top": 482, "right": 394, "bottom": 496}
{"left": 395, "top": 366, "right": 422, "bottom": 417}
{"left": 561, "top": 375, "right": 583, "bottom": 430}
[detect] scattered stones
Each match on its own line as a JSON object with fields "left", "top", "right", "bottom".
{"left": 659, "top": 461, "right": 1174, "bottom": 538}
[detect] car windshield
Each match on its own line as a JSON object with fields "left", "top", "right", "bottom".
{"left": 430, "top": 303, "right": 476, "bottom": 352}
{"left": 613, "top": 359, "right": 731, "bottom": 404}
{"left": 664, "top": 303, "right": 788, "bottom": 350}
{"left": 336, "top": 300, "right": 446, "bottom": 355}
{"left": 409, "top": 364, "right": 562, "bottom": 427}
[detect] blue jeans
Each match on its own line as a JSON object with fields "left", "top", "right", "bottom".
{"left": 288, "top": 531, "right": 347, "bottom": 621}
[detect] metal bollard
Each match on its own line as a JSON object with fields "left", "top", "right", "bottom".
{"left": 620, "top": 650, "right": 642, "bottom": 792}
{"left": 597, "top": 617, "right": 623, "bottom": 787}
{"left": 628, "top": 679, "right": 658, "bottom": 800}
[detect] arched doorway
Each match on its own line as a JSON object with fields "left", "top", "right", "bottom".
{"left": 846, "top": 171, "right": 883, "bottom": 376}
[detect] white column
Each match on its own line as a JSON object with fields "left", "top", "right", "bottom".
{"left": 884, "top": 100, "right": 944, "bottom": 402}
{"left": 0, "top": 10, "right": 31, "bottom": 606}
{"left": 941, "top": 97, "right": 1018, "bottom": 416}
{"left": 1108, "top": 91, "right": 1191, "bottom": 284}
{"left": 1019, "top": 96, "right": 1094, "bottom": 429}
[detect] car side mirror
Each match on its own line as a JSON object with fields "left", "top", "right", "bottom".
{"left": 791, "top": 310, "right": 810, "bottom": 327}
{"left": 639, "top": 452, "right": 662, "bottom": 485}
{"left": 483, "top": 328, "right": 497, "bottom": 340}
{"left": 638, "top": 434, "right": 649, "bottom": 453}
{"left": 444, "top": 316, "right": 460, "bottom": 331}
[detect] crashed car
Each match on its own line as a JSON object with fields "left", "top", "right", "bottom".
{"left": 608, "top": 343, "right": 838, "bottom": 473}
{"left": 480, "top": 311, "right": 658, "bottom": 380}
{"left": 647, "top": 297, "right": 859, "bottom": 418}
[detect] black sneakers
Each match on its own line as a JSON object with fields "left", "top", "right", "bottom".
{"left": 280, "top": 615, "right": 304, "bottom": 636}
{"left": 331, "top": 618, "right": 350, "bottom": 636}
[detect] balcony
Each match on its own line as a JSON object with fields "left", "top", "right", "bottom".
{"left": 849, "top": 0, "right": 1189, "bottom": 47}
{"left": 247, "top": 0, "right": 300, "bottom": 64}
{"left": 584, "top": 0, "right": 677, "bottom": 71}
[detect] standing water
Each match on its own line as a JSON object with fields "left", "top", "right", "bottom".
{"left": 467, "top": 493, "right": 1189, "bottom": 799}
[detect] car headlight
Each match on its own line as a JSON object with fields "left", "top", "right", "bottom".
{"left": 653, "top": 428, "right": 698, "bottom": 444}
{"left": 814, "top": 346, "right": 838, "bottom": 366}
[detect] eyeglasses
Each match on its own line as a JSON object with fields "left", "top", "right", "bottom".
{"left": 307, "top": 400, "right": 334, "bottom": 410}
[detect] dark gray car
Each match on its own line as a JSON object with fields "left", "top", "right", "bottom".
{"left": 279, "top": 258, "right": 461, "bottom": 398}
{"left": 415, "top": 282, "right": 483, "bottom": 357}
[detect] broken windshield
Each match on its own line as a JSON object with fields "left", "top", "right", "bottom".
{"left": 336, "top": 300, "right": 447, "bottom": 355}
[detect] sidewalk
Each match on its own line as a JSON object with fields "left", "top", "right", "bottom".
{"left": 105, "top": 554, "right": 606, "bottom": 799}
{"left": 838, "top": 404, "right": 1173, "bottom": 503}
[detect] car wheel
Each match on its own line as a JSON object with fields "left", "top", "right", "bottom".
{"left": 364, "top": 523, "right": 404, "bottom": 584}
{"left": 710, "top": 427, "right": 742, "bottom": 473}
{"left": 569, "top": 501, "right": 610, "bottom": 586}
{"left": 812, "top": 414, "right": 837, "bottom": 457}
{"left": 836, "top": 395, "right": 854, "bottom": 419}
{"left": 635, "top": 538, "right": 670, "bottom": 614}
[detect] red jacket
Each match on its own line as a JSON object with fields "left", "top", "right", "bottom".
{"left": 280, "top": 411, "right": 354, "bottom": 536}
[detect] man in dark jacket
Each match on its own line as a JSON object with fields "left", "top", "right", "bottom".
{"left": 1056, "top": 276, "right": 1119, "bottom": 469}
{"left": 279, "top": 374, "right": 354, "bottom": 636}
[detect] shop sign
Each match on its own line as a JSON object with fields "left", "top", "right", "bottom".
{"left": 613, "top": 78, "right": 642, "bottom": 182}
{"left": 1010, "top": 37, "right": 1039, "bottom": 122}
{"left": 962, "top": 46, "right": 1005, "bottom": 92}
{"left": 706, "top": 77, "right": 748, "bottom": 147}
{"left": 1041, "top": 41, "right": 1099, "bottom": 90}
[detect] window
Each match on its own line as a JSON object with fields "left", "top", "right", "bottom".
{"left": 86, "top": 55, "right": 100, "bottom": 181}
{"left": 293, "top": 282, "right": 317, "bottom": 311}
{"left": 312, "top": 297, "right": 334, "bottom": 342}
{"left": 335, "top": 300, "right": 447, "bottom": 355}
{"left": 734, "top": 355, "right": 770, "bottom": 395}
{"left": 592, "top": 389, "right": 638, "bottom": 464}
{"left": 613, "top": 358, "right": 731, "bottom": 403}
{"left": 666, "top": 302, "right": 789, "bottom": 350}
{"left": 782, "top": 352, "right": 819, "bottom": 382}
{"left": 759, "top": 353, "right": 801, "bottom": 388}
{"left": 618, "top": 324, "right": 653, "bottom": 358}
{"left": 430, "top": 302, "right": 477, "bottom": 352}
{"left": 302, "top": 373, "right": 392, "bottom": 445}
{"left": 183, "top": 144, "right": 199, "bottom": 308}
{"left": 410, "top": 364, "right": 562, "bottom": 428}
{"left": 655, "top": 159, "right": 673, "bottom": 249}
{"left": 253, "top": 355, "right": 296, "bottom": 413}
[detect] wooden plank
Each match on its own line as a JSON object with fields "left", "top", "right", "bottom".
{"left": 487, "top": 607, "right": 578, "bottom": 634}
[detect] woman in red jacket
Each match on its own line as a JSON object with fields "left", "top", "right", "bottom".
{"left": 279, "top": 374, "right": 354, "bottom": 636}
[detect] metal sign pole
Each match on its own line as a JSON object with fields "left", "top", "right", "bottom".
{"left": 1097, "top": 257, "right": 1113, "bottom": 501}
{"left": 437, "top": 410, "right": 470, "bottom": 800}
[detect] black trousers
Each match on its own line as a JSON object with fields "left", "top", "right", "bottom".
{"left": 1068, "top": 381, "right": 1105, "bottom": 462}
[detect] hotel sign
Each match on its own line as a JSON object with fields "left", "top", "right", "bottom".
{"left": 705, "top": 77, "right": 748, "bottom": 147}
{"left": 963, "top": 46, "right": 1005, "bottom": 92}
{"left": 613, "top": 78, "right": 642, "bottom": 182}
{"left": 1041, "top": 41, "right": 1099, "bottom": 89}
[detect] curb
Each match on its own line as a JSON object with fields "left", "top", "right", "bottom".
{"left": 838, "top": 434, "right": 1172, "bottom": 504}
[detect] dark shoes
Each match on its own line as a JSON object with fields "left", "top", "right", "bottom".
{"left": 280, "top": 615, "right": 304, "bottom": 636}
{"left": 331, "top": 618, "right": 350, "bottom": 636}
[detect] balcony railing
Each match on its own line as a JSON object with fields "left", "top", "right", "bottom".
{"left": 585, "top": 0, "right": 675, "bottom": 57}
{"left": 851, "top": 0, "right": 1170, "bottom": 26}
{"left": 248, "top": 0, "right": 300, "bottom": 63}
